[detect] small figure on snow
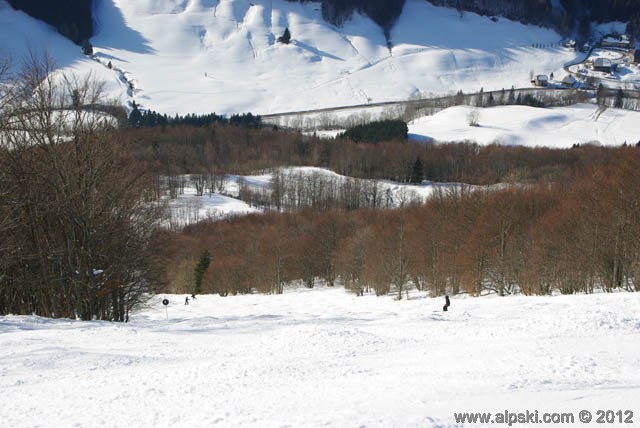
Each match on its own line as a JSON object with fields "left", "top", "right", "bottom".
{"left": 191, "top": 294, "right": 197, "bottom": 300}
{"left": 443, "top": 295, "right": 450, "bottom": 312}
{"left": 185, "top": 296, "right": 190, "bottom": 305}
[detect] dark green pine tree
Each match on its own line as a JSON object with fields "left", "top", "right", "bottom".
{"left": 128, "top": 101, "right": 142, "bottom": 128}
{"left": 614, "top": 89, "right": 624, "bottom": 108}
{"left": 596, "top": 84, "right": 605, "bottom": 106}
{"left": 81, "top": 39, "right": 93, "bottom": 56}
{"left": 193, "top": 250, "right": 211, "bottom": 295}
{"left": 410, "top": 157, "right": 424, "bottom": 184}
{"left": 508, "top": 86, "right": 516, "bottom": 104}
{"left": 278, "top": 27, "right": 291, "bottom": 44}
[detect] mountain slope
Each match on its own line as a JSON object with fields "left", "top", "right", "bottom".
{"left": 2, "top": 0, "right": 575, "bottom": 116}
{"left": 0, "top": 0, "right": 128, "bottom": 103}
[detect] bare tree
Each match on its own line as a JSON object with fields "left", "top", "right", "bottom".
{"left": 0, "top": 54, "right": 162, "bottom": 320}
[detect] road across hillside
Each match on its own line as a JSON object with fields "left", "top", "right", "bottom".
{"left": 262, "top": 86, "right": 640, "bottom": 131}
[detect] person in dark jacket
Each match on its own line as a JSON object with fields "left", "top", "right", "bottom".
{"left": 443, "top": 295, "right": 450, "bottom": 311}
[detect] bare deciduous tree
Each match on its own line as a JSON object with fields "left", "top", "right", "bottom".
{"left": 0, "top": 54, "right": 162, "bottom": 320}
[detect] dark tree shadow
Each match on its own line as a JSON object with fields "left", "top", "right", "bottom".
{"left": 292, "top": 40, "right": 344, "bottom": 62}
{"left": 92, "top": 0, "right": 155, "bottom": 54}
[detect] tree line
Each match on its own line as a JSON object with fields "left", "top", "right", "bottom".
{"left": 163, "top": 147, "right": 640, "bottom": 298}
{"left": 123, "top": 118, "right": 624, "bottom": 190}
{"left": 127, "top": 102, "right": 262, "bottom": 129}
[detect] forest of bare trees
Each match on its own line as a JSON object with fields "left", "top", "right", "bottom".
{"left": 113, "top": 100, "right": 640, "bottom": 300}
{"left": 164, "top": 148, "right": 640, "bottom": 298}
{"left": 123, "top": 120, "right": 623, "bottom": 187}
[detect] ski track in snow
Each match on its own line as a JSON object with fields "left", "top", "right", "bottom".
{"left": 1, "top": 289, "right": 640, "bottom": 427}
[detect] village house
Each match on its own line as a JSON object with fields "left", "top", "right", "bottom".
{"left": 562, "top": 74, "right": 577, "bottom": 87}
{"left": 592, "top": 58, "right": 612, "bottom": 72}
{"left": 601, "top": 34, "right": 632, "bottom": 49}
{"left": 533, "top": 74, "right": 549, "bottom": 86}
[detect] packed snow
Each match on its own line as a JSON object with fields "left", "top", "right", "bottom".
{"left": 408, "top": 104, "right": 640, "bottom": 147}
{"left": 1, "top": 288, "right": 639, "bottom": 427}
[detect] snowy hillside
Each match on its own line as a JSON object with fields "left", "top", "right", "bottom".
{"left": 0, "top": 1, "right": 128, "bottom": 102}
{"left": 2, "top": 0, "right": 576, "bottom": 116}
{"left": 1, "top": 288, "right": 639, "bottom": 427}
{"left": 408, "top": 104, "right": 640, "bottom": 147}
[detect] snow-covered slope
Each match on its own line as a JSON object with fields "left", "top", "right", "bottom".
{"left": 0, "top": 1, "right": 128, "bottom": 104}
{"left": 1, "top": 0, "right": 576, "bottom": 116}
{"left": 409, "top": 104, "right": 640, "bottom": 147}
{"left": 1, "top": 288, "right": 639, "bottom": 427}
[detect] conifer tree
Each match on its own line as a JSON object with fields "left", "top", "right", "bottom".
{"left": 81, "top": 39, "right": 93, "bottom": 56}
{"left": 128, "top": 101, "right": 142, "bottom": 128}
{"left": 614, "top": 89, "right": 624, "bottom": 108}
{"left": 411, "top": 157, "right": 424, "bottom": 184}
{"left": 193, "top": 250, "right": 211, "bottom": 295}
{"left": 278, "top": 28, "right": 291, "bottom": 44}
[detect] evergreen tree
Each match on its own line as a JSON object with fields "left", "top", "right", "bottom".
{"left": 82, "top": 39, "right": 93, "bottom": 56}
{"left": 596, "top": 84, "right": 605, "bottom": 106}
{"left": 476, "top": 87, "right": 484, "bottom": 108}
{"left": 614, "top": 89, "right": 624, "bottom": 108}
{"left": 508, "top": 86, "right": 516, "bottom": 104}
{"left": 278, "top": 27, "right": 291, "bottom": 44}
{"left": 193, "top": 250, "right": 211, "bottom": 295}
{"left": 410, "top": 157, "right": 424, "bottom": 184}
{"left": 128, "top": 101, "right": 143, "bottom": 128}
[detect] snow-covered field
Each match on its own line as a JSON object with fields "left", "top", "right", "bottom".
{"left": 1, "top": 288, "right": 639, "bottom": 427}
{"left": 408, "top": 104, "right": 640, "bottom": 147}
{"left": 1, "top": 0, "right": 576, "bottom": 115}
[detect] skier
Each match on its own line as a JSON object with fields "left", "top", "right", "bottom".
{"left": 185, "top": 296, "right": 190, "bottom": 305}
{"left": 191, "top": 294, "right": 197, "bottom": 300}
{"left": 443, "top": 295, "right": 450, "bottom": 311}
